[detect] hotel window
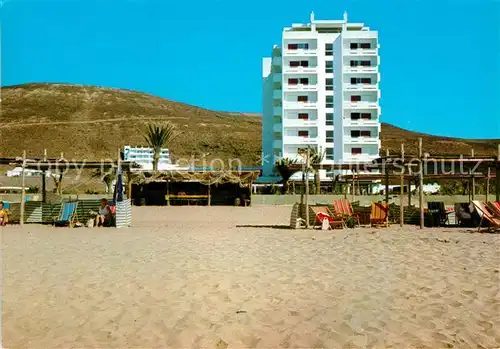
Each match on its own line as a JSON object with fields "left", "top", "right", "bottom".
{"left": 298, "top": 43, "right": 309, "bottom": 49}
{"left": 351, "top": 113, "right": 360, "bottom": 120}
{"left": 298, "top": 113, "right": 309, "bottom": 120}
{"left": 290, "top": 61, "right": 300, "bottom": 67}
{"left": 360, "top": 43, "right": 371, "bottom": 49}
{"left": 288, "top": 43, "right": 298, "bottom": 50}
{"left": 299, "top": 78, "right": 309, "bottom": 85}
{"left": 325, "top": 61, "right": 333, "bottom": 73}
{"left": 351, "top": 95, "right": 361, "bottom": 102}
{"left": 360, "top": 60, "right": 371, "bottom": 66}
{"left": 361, "top": 113, "right": 371, "bottom": 120}
{"left": 325, "top": 43, "right": 333, "bottom": 56}
{"left": 351, "top": 77, "right": 372, "bottom": 85}
{"left": 350, "top": 60, "right": 359, "bottom": 67}
{"left": 326, "top": 78, "right": 333, "bottom": 91}
{"left": 288, "top": 78, "right": 298, "bottom": 85}
{"left": 298, "top": 130, "right": 309, "bottom": 137}
{"left": 300, "top": 60, "right": 309, "bottom": 67}
{"left": 326, "top": 131, "right": 334, "bottom": 143}
{"left": 360, "top": 130, "right": 371, "bottom": 137}
{"left": 351, "top": 130, "right": 361, "bottom": 138}
{"left": 326, "top": 96, "right": 334, "bottom": 108}
{"left": 350, "top": 43, "right": 358, "bottom": 49}
{"left": 326, "top": 113, "right": 334, "bottom": 126}
{"left": 297, "top": 95, "right": 308, "bottom": 102}
{"left": 351, "top": 147, "right": 362, "bottom": 155}
{"left": 326, "top": 148, "right": 334, "bottom": 160}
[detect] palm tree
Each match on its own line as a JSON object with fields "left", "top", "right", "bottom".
{"left": 275, "top": 158, "right": 298, "bottom": 194}
{"left": 301, "top": 146, "right": 325, "bottom": 194}
{"left": 143, "top": 122, "right": 178, "bottom": 171}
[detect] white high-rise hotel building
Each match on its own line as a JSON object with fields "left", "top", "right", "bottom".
{"left": 262, "top": 12, "right": 381, "bottom": 179}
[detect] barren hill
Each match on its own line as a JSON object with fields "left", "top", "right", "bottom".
{"left": 1, "top": 83, "right": 498, "bottom": 165}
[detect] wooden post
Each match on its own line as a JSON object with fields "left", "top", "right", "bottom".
{"left": 496, "top": 144, "right": 500, "bottom": 202}
{"left": 471, "top": 149, "right": 475, "bottom": 201}
{"left": 351, "top": 172, "right": 355, "bottom": 203}
{"left": 42, "top": 149, "right": 47, "bottom": 204}
{"left": 127, "top": 170, "right": 133, "bottom": 200}
{"left": 486, "top": 167, "right": 490, "bottom": 203}
{"left": 400, "top": 143, "right": 404, "bottom": 227}
{"left": 20, "top": 150, "right": 27, "bottom": 227}
{"left": 385, "top": 149, "right": 390, "bottom": 205}
{"left": 207, "top": 180, "right": 211, "bottom": 206}
{"left": 408, "top": 178, "right": 412, "bottom": 207}
{"left": 305, "top": 148, "right": 310, "bottom": 228}
{"left": 418, "top": 138, "right": 424, "bottom": 229}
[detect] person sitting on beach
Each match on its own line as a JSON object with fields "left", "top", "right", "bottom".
{"left": 0, "top": 201, "right": 9, "bottom": 226}
{"left": 95, "top": 199, "right": 111, "bottom": 227}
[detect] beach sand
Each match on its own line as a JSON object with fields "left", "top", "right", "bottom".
{"left": 2, "top": 205, "right": 500, "bottom": 348}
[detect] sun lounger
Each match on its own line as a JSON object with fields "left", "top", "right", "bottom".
{"left": 54, "top": 201, "right": 79, "bottom": 227}
{"left": 489, "top": 202, "right": 500, "bottom": 216}
{"left": 310, "top": 206, "right": 346, "bottom": 229}
{"left": 370, "top": 202, "right": 389, "bottom": 227}
{"left": 471, "top": 201, "right": 500, "bottom": 232}
{"left": 333, "top": 199, "right": 360, "bottom": 227}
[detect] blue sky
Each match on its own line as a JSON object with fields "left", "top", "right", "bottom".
{"left": 2, "top": 0, "right": 499, "bottom": 139}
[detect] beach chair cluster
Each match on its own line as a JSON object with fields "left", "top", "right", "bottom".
{"left": 471, "top": 200, "right": 500, "bottom": 232}
{"left": 310, "top": 199, "right": 389, "bottom": 230}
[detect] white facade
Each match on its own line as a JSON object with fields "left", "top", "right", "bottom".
{"left": 262, "top": 12, "right": 381, "bottom": 179}
{"left": 123, "top": 146, "right": 173, "bottom": 171}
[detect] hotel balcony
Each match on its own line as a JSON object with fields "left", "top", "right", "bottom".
{"left": 283, "top": 49, "right": 318, "bottom": 56}
{"left": 344, "top": 83, "right": 378, "bottom": 92}
{"left": 283, "top": 66, "right": 318, "bottom": 74}
{"left": 273, "top": 74, "right": 282, "bottom": 83}
{"left": 272, "top": 56, "right": 282, "bottom": 66}
{"left": 343, "top": 66, "right": 378, "bottom": 74}
{"left": 283, "top": 136, "right": 318, "bottom": 145}
{"left": 344, "top": 48, "right": 378, "bottom": 56}
{"left": 273, "top": 140, "right": 282, "bottom": 149}
{"left": 283, "top": 101, "right": 318, "bottom": 109}
{"left": 273, "top": 106, "right": 282, "bottom": 115}
{"left": 283, "top": 119, "right": 318, "bottom": 127}
{"left": 273, "top": 89, "right": 282, "bottom": 99}
{"left": 343, "top": 118, "right": 379, "bottom": 127}
{"left": 284, "top": 84, "right": 318, "bottom": 92}
{"left": 344, "top": 136, "right": 380, "bottom": 145}
{"left": 273, "top": 123, "right": 282, "bottom": 132}
{"left": 343, "top": 101, "right": 378, "bottom": 109}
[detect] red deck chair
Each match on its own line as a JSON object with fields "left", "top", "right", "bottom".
{"left": 333, "top": 199, "right": 360, "bottom": 227}
{"left": 310, "top": 206, "right": 346, "bottom": 229}
{"left": 472, "top": 201, "right": 500, "bottom": 232}
{"left": 370, "top": 202, "right": 389, "bottom": 227}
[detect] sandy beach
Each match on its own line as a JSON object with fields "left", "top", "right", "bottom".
{"left": 2, "top": 205, "right": 499, "bottom": 348}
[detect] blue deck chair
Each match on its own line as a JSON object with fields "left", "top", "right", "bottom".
{"left": 54, "top": 201, "right": 79, "bottom": 227}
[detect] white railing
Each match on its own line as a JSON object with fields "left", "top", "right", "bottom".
{"left": 283, "top": 136, "right": 318, "bottom": 144}
{"left": 284, "top": 84, "right": 318, "bottom": 91}
{"left": 283, "top": 66, "right": 318, "bottom": 74}
{"left": 283, "top": 49, "right": 318, "bottom": 56}
{"left": 284, "top": 101, "right": 318, "bottom": 109}
{"left": 343, "top": 101, "right": 378, "bottom": 109}
{"left": 344, "top": 66, "right": 378, "bottom": 74}
{"left": 283, "top": 119, "right": 318, "bottom": 127}
{"left": 344, "top": 137, "right": 380, "bottom": 144}
{"left": 344, "top": 49, "right": 378, "bottom": 56}
{"left": 344, "top": 84, "right": 378, "bottom": 91}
